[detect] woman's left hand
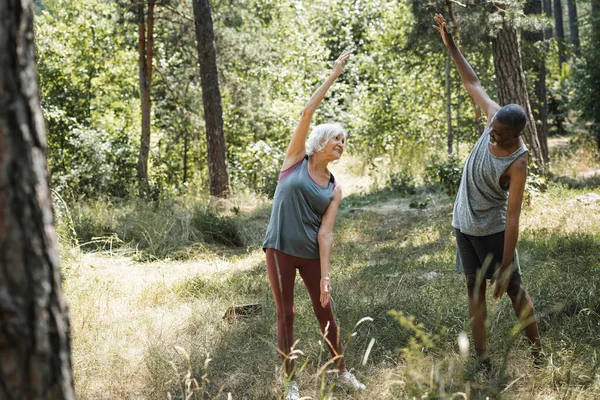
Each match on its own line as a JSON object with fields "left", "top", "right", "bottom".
{"left": 320, "top": 276, "right": 331, "bottom": 308}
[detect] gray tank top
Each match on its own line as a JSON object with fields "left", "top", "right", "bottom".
{"left": 263, "top": 156, "right": 335, "bottom": 259}
{"left": 452, "top": 120, "right": 528, "bottom": 236}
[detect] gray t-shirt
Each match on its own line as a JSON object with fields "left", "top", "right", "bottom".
{"left": 263, "top": 157, "right": 335, "bottom": 259}
{"left": 452, "top": 120, "right": 528, "bottom": 236}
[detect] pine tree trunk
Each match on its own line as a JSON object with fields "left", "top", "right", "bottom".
{"left": 544, "top": 0, "right": 553, "bottom": 39}
{"left": 0, "top": 1, "right": 76, "bottom": 398}
{"left": 523, "top": 0, "right": 549, "bottom": 164}
{"left": 566, "top": 0, "right": 580, "bottom": 54}
{"left": 594, "top": 0, "right": 600, "bottom": 42}
{"left": 136, "top": 0, "right": 154, "bottom": 196}
{"left": 492, "top": 25, "right": 545, "bottom": 171}
{"left": 592, "top": 0, "right": 600, "bottom": 146}
{"left": 192, "top": 0, "right": 230, "bottom": 198}
{"left": 554, "top": 0, "right": 567, "bottom": 65}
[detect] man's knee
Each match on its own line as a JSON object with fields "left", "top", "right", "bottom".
{"left": 506, "top": 275, "right": 524, "bottom": 298}
{"left": 466, "top": 274, "right": 485, "bottom": 297}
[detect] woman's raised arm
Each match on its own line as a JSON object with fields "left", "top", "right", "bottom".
{"left": 281, "top": 50, "right": 351, "bottom": 170}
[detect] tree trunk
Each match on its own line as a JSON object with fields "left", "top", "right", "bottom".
{"left": 192, "top": 0, "right": 230, "bottom": 198}
{"left": 136, "top": 0, "right": 155, "bottom": 196}
{"left": 594, "top": 0, "right": 600, "bottom": 42}
{"left": 544, "top": 0, "right": 553, "bottom": 40}
{"left": 445, "top": 54, "right": 453, "bottom": 155}
{"left": 554, "top": 0, "right": 567, "bottom": 65}
{"left": 492, "top": 25, "right": 545, "bottom": 171}
{"left": 566, "top": 0, "right": 580, "bottom": 54}
{"left": 523, "top": 0, "right": 550, "bottom": 164}
{"left": 0, "top": 1, "right": 76, "bottom": 398}
{"left": 592, "top": 0, "right": 600, "bottom": 146}
{"left": 183, "top": 128, "right": 189, "bottom": 183}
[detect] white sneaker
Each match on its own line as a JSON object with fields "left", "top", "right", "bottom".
{"left": 336, "top": 370, "right": 366, "bottom": 391}
{"left": 284, "top": 380, "right": 300, "bottom": 400}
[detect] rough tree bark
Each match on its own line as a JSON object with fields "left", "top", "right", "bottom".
{"left": 523, "top": 0, "right": 550, "bottom": 164}
{"left": 136, "top": 0, "right": 155, "bottom": 196}
{"left": 492, "top": 25, "right": 545, "bottom": 171}
{"left": 566, "top": 0, "right": 580, "bottom": 54}
{"left": 192, "top": 0, "right": 230, "bottom": 198}
{"left": 0, "top": 0, "right": 76, "bottom": 398}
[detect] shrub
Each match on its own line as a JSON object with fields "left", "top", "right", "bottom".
{"left": 386, "top": 167, "right": 417, "bottom": 196}
{"left": 191, "top": 205, "right": 247, "bottom": 248}
{"left": 425, "top": 154, "right": 463, "bottom": 197}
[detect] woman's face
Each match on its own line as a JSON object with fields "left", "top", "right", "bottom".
{"left": 323, "top": 133, "right": 346, "bottom": 160}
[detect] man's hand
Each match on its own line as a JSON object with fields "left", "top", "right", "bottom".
{"left": 331, "top": 50, "right": 351, "bottom": 79}
{"left": 490, "top": 266, "right": 512, "bottom": 299}
{"left": 320, "top": 276, "right": 331, "bottom": 308}
{"left": 433, "top": 13, "right": 453, "bottom": 48}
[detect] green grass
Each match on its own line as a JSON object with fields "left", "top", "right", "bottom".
{"left": 60, "top": 144, "right": 600, "bottom": 399}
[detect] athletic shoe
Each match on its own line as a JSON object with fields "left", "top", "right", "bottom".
{"left": 284, "top": 380, "right": 300, "bottom": 400}
{"left": 336, "top": 370, "right": 366, "bottom": 391}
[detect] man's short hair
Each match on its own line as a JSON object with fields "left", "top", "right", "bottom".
{"left": 496, "top": 104, "right": 527, "bottom": 134}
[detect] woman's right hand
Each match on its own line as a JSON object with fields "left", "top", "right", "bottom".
{"left": 331, "top": 50, "right": 351, "bottom": 79}
{"left": 320, "top": 276, "right": 331, "bottom": 308}
{"left": 433, "top": 13, "right": 453, "bottom": 48}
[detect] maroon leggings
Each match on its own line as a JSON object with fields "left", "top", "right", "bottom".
{"left": 265, "top": 248, "right": 345, "bottom": 376}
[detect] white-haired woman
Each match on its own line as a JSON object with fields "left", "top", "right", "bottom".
{"left": 263, "top": 50, "right": 365, "bottom": 399}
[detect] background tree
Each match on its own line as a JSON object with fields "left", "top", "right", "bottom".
{"left": 523, "top": 0, "right": 550, "bottom": 163}
{"left": 193, "top": 0, "right": 230, "bottom": 198}
{"left": 136, "top": 0, "right": 155, "bottom": 195}
{"left": 491, "top": 16, "right": 545, "bottom": 170}
{"left": 0, "top": 0, "right": 75, "bottom": 397}
{"left": 554, "top": 0, "right": 567, "bottom": 65}
{"left": 574, "top": 0, "right": 600, "bottom": 146}
{"left": 566, "top": 0, "right": 580, "bottom": 54}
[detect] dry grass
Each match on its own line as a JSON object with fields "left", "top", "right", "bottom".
{"left": 61, "top": 139, "right": 600, "bottom": 399}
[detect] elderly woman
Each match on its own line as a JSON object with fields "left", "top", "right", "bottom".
{"left": 263, "top": 50, "right": 365, "bottom": 399}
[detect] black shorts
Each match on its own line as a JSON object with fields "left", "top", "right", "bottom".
{"left": 454, "top": 228, "right": 522, "bottom": 279}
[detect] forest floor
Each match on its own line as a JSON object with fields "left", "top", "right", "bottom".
{"left": 61, "top": 137, "right": 600, "bottom": 400}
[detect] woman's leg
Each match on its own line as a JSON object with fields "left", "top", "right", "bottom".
{"left": 266, "top": 249, "right": 298, "bottom": 377}
{"left": 297, "top": 259, "right": 346, "bottom": 372}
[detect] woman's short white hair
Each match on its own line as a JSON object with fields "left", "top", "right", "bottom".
{"left": 306, "top": 123, "right": 347, "bottom": 156}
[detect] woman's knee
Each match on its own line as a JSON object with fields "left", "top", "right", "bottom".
{"left": 277, "top": 305, "right": 295, "bottom": 323}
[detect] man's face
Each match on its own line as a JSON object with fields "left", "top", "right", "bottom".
{"left": 489, "top": 119, "right": 520, "bottom": 145}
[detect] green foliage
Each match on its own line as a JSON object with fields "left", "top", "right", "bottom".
{"left": 229, "top": 140, "right": 284, "bottom": 198}
{"left": 36, "top": 0, "right": 140, "bottom": 197}
{"left": 425, "top": 154, "right": 463, "bottom": 197}
{"left": 573, "top": 49, "right": 600, "bottom": 146}
{"left": 35, "top": 0, "right": 580, "bottom": 200}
